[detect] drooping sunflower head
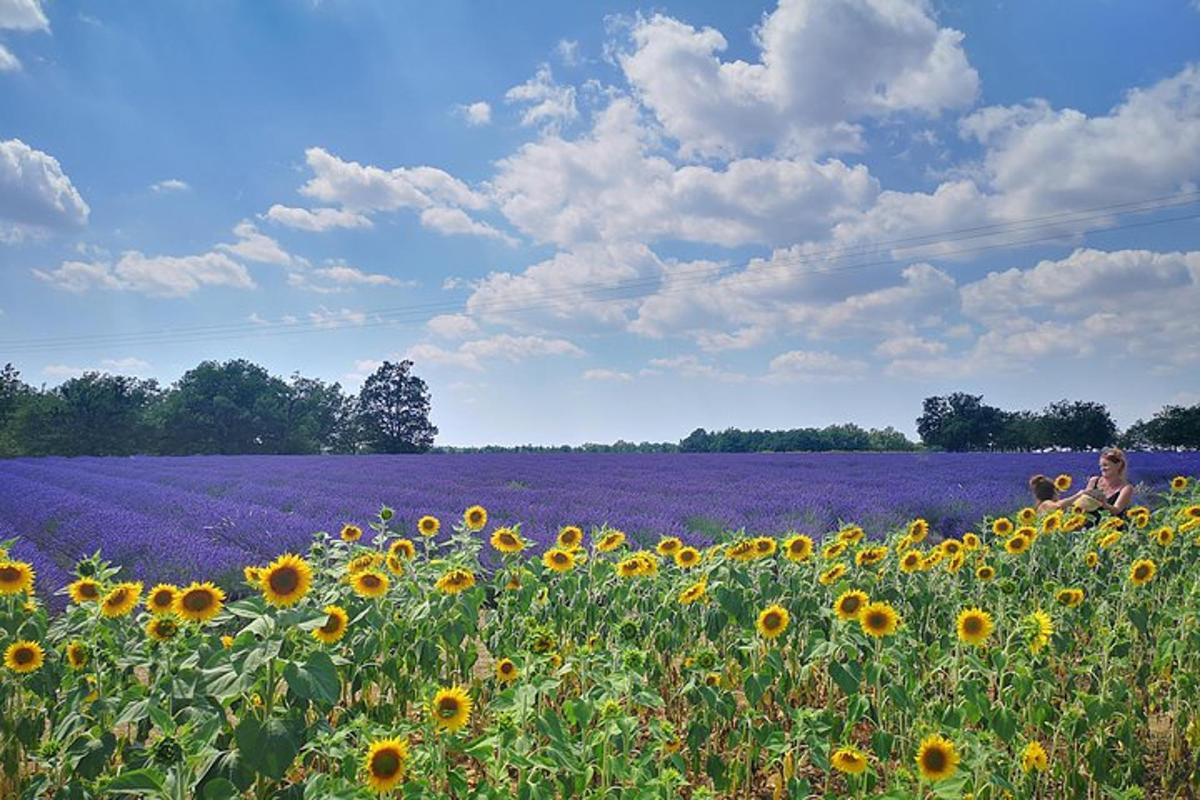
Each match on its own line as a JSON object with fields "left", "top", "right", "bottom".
{"left": 557, "top": 526, "right": 584, "bottom": 550}
{"left": 495, "top": 658, "right": 519, "bottom": 683}
{"left": 956, "top": 607, "right": 993, "bottom": 647}
{"left": 1055, "top": 588, "right": 1084, "bottom": 608}
{"left": 1021, "top": 740, "right": 1048, "bottom": 773}
{"left": 1097, "top": 530, "right": 1121, "bottom": 549}
{"left": 0, "top": 560, "right": 35, "bottom": 595}
{"left": 347, "top": 553, "right": 382, "bottom": 575}
{"left": 726, "top": 540, "right": 757, "bottom": 562}
{"left": 991, "top": 518, "right": 1014, "bottom": 537}
{"left": 352, "top": 570, "right": 390, "bottom": 598}
{"left": 430, "top": 686, "right": 473, "bottom": 732}
{"left": 4, "top": 640, "right": 45, "bottom": 674}
{"left": 655, "top": 536, "right": 683, "bottom": 556}
{"left": 1129, "top": 558, "right": 1156, "bottom": 587}
{"left": 418, "top": 515, "right": 441, "bottom": 537}
{"left": 822, "top": 541, "right": 848, "bottom": 560}
{"left": 860, "top": 601, "right": 901, "bottom": 638}
{"left": 756, "top": 604, "right": 790, "bottom": 640}
{"left": 463, "top": 505, "right": 488, "bottom": 532}
{"left": 388, "top": 538, "right": 416, "bottom": 560}
{"left": 617, "top": 557, "right": 643, "bottom": 578}
{"left": 146, "top": 584, "right": 179, "bottom": 616}
{"left": 1182, "top": 503, "right": 1200, "bottom": 521}
{"left": 833, "top": 589, "right": 869, "bottom": 621}
{"left": 363, "top": 737, "right": 409, "bottom": 793}
{"left": 1170, "top": 475, "right": 1190, "bottom": 492}
{"left": 633, "top": 552, "right": 659, "bottom": 576}
{"left": 839, "top": 525, "right": 866, "bottom": 545}
{"left": 906, "top": 519, "right": 928, "bottom": 543}
{"left": 830, "top": 746, "right": 868, "bottom": 775}
{"left": 1063, "top": 513, "right": 1087, "bottom": 533}
{"left": 175, "top": 582, "right": 225, "bottom": 623}
{"left": 922, "top": 549, "right": 944, "bottom": 569}
{"left": 339, "top": 524, "right": 363, "bottom": 543}
{"left": 65, "top": 640, "right": 88, "bottom": 670}
{"left": 260, "top": 554, "right": 312, "bottom": 607}
{"left": 596, "top": 529, "right": 626, "bottom": 552}
{"left": 975, "top": 564, "right": 995, "bottom": 581}
{"left": 783, "top": 534, "right": 814, "bottom": 562}
{"left": 752, "top": 537, "right": 777, "bottom": 558}
{"left": 1027, "top": 609, "right": 1053, "bottom": 654}
{"left": 312, "top": 605, "right": 349, "bottom": 644}
{"left": 542, "top": 548, "right": 576, "bottom": 574}
{"left": 100, "top": 581, "right": 143, "bottom": 618}
{"left": 856, "top": 546, "right": 888, "bottom": 567}
{"left": 67, "top": 577, "right": 102, "bottom": 604}
{"left": 435, "top": 568, "right": 476, "bottom": 594}
{"left": 1054, "top": 474, "right": 1072, "bottom": 491}
{"left": 678, "top": 580, "right": 707, "bottom": 605}
{"left": 819, "top": 563, "right": 847, "bottom": 585}
{"left": 146, "top": 616, "right": 179, "bottom": 642}
{"left": 915, "top": 734, "right": 959, "bottom": 782}
{"left": 1041, "top": 511, "right": 1062, "bottom": 534}
{"left": 385, "top": 554, "right": 405, "bottom": 576}
{"left": 674, "top": 546, "right": 701, "bottom": 568}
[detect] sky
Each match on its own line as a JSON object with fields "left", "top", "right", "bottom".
{"left": 1, "top": 0, "right": 1200, "bottom": 446}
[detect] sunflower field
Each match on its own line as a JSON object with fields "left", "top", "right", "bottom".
{"left": 2, "top": 480, "right": 1200, "bottom": 799}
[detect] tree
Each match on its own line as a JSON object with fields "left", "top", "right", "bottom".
{"left": 355, "top": 361, "right": 437, "bottom": 453}
{"left": 1038, "top": 399, "right": 1117, "bottom": 450}
{"left": 153, "top": 359, "right": 292, "bottom": 454}
{"left": 916, "top": 393, "right": 1006, "bottom": 451}
{"left": 0, "top": 363, "right": 33, "bottom": 456}
{"left": 54, "top": 372, "right": 160, "bottom": 455}
{"left": 1127, "top": 404, "right": 1200, "bottom": 449}
{"left": 283, "top": 374, "right": 354, "bottom": 454}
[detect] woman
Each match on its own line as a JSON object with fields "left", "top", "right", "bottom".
{"left": 1079, "top": 447, "right": 1134, "bottom": 518}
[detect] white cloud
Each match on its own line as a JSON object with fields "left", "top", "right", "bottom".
{"left": 418, "top": 206, "right": 515, "bottom": 244}
{"left": 618, "top": 0, "right": 978, "bottom": 158}
{"left": 314, "top": 265, "right": 402, "bottom": 286}
{"left": 644, "top": 354, "right": 747, "bottom": 383}
{"left": 216, "top": 220, "right": 299, "bottom": 266}
{"left": 426, "top": 313, "right": 479, "bottom": 339}
{"left": 0, "top": 43, "right": 19, "bottom": 71}
{"left": 248, "top": 312, "right": 270, "bottom": 325}
{"left": 556, "top": 39, "right": 581, "bottom": 67}
{"left": 264, "top": 204, "right": 373, "bottom": 232}
{"left": 0, "top": 139, "right": 90, "bottom": 238}
{"left": 33, "top": 251, "right": 255, "bottom": 297}
{"left": 459, "top": 101, "right": 492, "bottom": 126}
{"left": 308, "top": 306, "right": 367, "bottom": 328}
{"left": 766, "top": 349, "right": 868, "bottom": 382}
{"left": 874, "top": 334, "right": 948, "bottom": 359}
{"left": 150, "top": 178, "right": 190, "bottom": 193}
{"left": 0, "top": 0, "right": 48, "bottom": 31}
{"left": 406, "top": 333, "right": 584, "bottom": 371}
{"left": 505, "top": 64, "right": 579, "bottom": 129}
{"left": 299, "top": 146, "right": 487, "bottom": 212}
{"left": 42, "top": 358, "right": 151, "bottom": 380}
{"left": 583, "top": 368, "right": 632, "bottom": 382}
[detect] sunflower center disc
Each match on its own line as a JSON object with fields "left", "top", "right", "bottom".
{"left": 270, "top": 568, "right": 299, "bottom": 594}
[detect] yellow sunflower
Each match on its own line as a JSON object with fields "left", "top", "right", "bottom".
{"left": 1021, "top": 740, "right": 1048, "bottom": 774}
{"left": 100, "top": 581, "right": 143, "bottom": 618}
{"left": 1055, "top": 588, "right": 1084, "bottom": 608}
{"left": 430, "top": 686, "right": 472, "bottom": 733}
{"left": 1028, "top": 610, "right": 1053, "bottom": 654}
{"left": 385, "top": 554, "right": 405, "bottom": 576}
{"left": 1085, "top": 551, "right": 1099, "bottom": 568}
{"left": 260, "top": 554, "right": 312, "bottom": 607}
{"left": 859, "top": 602, "right": 900, "bottom": 638}
{"left": 855, "top": 546, "right": 888, "bottom": 567}
{"left": 221, "top": 635, "right": 234, "bottom": 649}
{"left": 557, "top": 526, "right": 584, "bottom": 550}
{"left": 1004, "top": 534, "right": 1031, "bottom": 555}
{"left": 495, "top": 658, "right": 519, "bottom": 683}
{"left": 388, "top": 538, "right": 416, "bottom": 560}
{"left": 674, "top": 546, "right": 701, "bottom": 568}
{"left": 906, "top": 519, "right": 928, "bottom": 543}
{"left": 1182, "top": 503, "right": 1200, "bottom": 520}
{"left": 542, "top": 548, "right": 576, "bottom": 574}
{"left": 1129, "top": 558, "right": 1156, "bottom": 586}
{"left": 822, "top": 541, "right": 848, "bottom": 560}
{"left": 146, "top": 584, "right": 179, "bottom": 616}
{"left": 752, "top": 537, "right": 777, "bottom": 558}
{"left": 435, "top": 568, "right": 476, "bottom": 594}
{"left": 756, "top": 604, "right": 790, "bottom": 640}
{"left": 655, "top": 536, "right": 682, "bottom": 557}
{"left": 490, "top": 528, "right": 526, "bottom": 554}
{"left": 678, "top": 580, "right": 707, "bottom": 605}
{"left": 363, "top": 738, "right": 409, "bottom": 793}
{"left": 940, "top": 539, "right": 963, "bottom": 557}
{"left": 1017, "top": 507, "right": 1037, "bottom": 526}
{"left": 352, "top": 570, "right": 389, "bottom": 598}
{"left": 339, "top": 524, "right": 363, "bottom": 543}
{"left": 956, "top": 607, "right": 993, "bottom": 647}
{"left": 1054, "top": 474, "right": 1072, "bottom": 491}
{"left": 819, "top": 563, "right": 847, "bottom": 585}
{"left": 726, "top": 540, "right": 757, "bottom": 562}
{"left": 65, "top": 640, "right": 88, "bottom": 670}
{"left": 174, "top": 581, "right": 225, "bottom": 623}
{"left": 463, "top": 506, "right": 487, "bottom": 532}
{"left": 0, "top": 560, "right": 35, "bottom": 595}
{"left": 1170, "top": 475, "right": 1189, "bottom": 492}
{"left": 1152, "top": 526, "right": 1175, "bottom": 547}
{"left": 1063, "top": 513, "right": 1087, "bottom": 533}
{"left": 900, "top": 550, "right": 924, "bottom": 573}
{"left": 616, "top": 557, "right": 643, "bottom": 578}
{"left": 67, "top": 577, "right": 102, "bottom": 604}
{"left": 975, "top": 564, "right": 995, "bottom": 581}
{"left": 1041, "top": 511, "right": 1062, "bottom": 534}
{"left": 633, "top": 552, "right": 659, "bottom": 576}
{"left": 783, "top": 534, "right": 814, "bottom": 562}
{"left": 347, "top": 553, "right": 382, "bottom": 575}
{"left": 596, "top": 529, "right": 626, "bottom": 552}
{"left": 1097, "top": 530, "right": 1121, "bottom": 549}
{"left": 830, "top": 746, "right": 868, "bottom": 775}
{"left": 991, "top": 518, "right": 1014, "bottom": 537}
{"left": 145, "top": 616, "right": 179, "bottom": 642}
{"left": 417, "top": 515, "right": 440, "bottom": 537}
{"left": 915, "top": 734, "right": 959, "bottom": 782}
{"left": 4, "top": 640, "right": 45, "bottom": 674}
{"left": 833, "top": 590, "right": 869, "bottom": 621}
{"left": 312, "top": 605, "right": 349, "bottom": 644}
{"left": 839, "top": 525, "right": 866, "bottom": 545}
{"left": 243, "top": 566, "right": 263, "bottom": 585}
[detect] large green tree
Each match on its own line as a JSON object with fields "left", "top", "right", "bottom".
{"left": 355, "top": 361, "right": 437, "bottom": 453}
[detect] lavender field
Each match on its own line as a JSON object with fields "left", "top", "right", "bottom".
{"left": 2, "top": 451, "right": 1198, "bottom": 601}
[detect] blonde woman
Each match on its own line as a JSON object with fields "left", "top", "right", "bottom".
{"left": 1079, "top": 447, "right": 1134, "bottom": 517}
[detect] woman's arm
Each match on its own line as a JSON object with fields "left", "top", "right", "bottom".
{"left": 1094, "top": 485, "right": 1134, "bottom": 514}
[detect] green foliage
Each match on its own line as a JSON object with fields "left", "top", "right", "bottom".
{"left": 918, "top": 393, "right": 1120, "bottom": 451}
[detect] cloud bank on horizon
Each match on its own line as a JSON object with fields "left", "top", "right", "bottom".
{"left": 2, "top": 0, "right": 1200, "bottom": 444}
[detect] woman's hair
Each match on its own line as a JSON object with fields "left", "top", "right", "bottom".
{"left": 1101, "top": 447, "right": 1128, "bottom": 478}
{"left": 1029, "top": 474, "right": 1056, "bottom": 502}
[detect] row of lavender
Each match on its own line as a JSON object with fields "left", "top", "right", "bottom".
{"left": 2, "top": 451, "right": 1198, "bottom": 600}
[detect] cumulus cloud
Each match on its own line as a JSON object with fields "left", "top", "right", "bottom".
{"left": 418, "top": 206, "right": 515, "bottom": 244}
{"left": 505, "top": 64, "right": 579, "bottom": 129}
{"left": 406, "top": 334, "right": 584, "bottom": 371}
{"left": 288, "top": 264, "right": 404, "bottom": 293}
{"left": 0, "top": 43, "right": 19, "bottom": 71}
{"left": 300, "top": 146, "right": 487, "bottom": 212}
{"left": 42, "top": 358, "right": 152, "bottom": 379}
{"left": 0, "top": 0, "right": 48, "bottom": 31}
{"left": 458, "top": 101, "right": 492, "bottom": 126}
{"left": 643, "top": 354, "right": 747, "bottom": 383}
{"left": 216, "top": 221, "right": 299, "bottom": 266}
{"left": 0, "top": 139, "right": 90, "bottom": 239}
{"left": 426, "top": 313, "right": 479, "bottom": 339}
{"left": 582, "top": 368, "right": 632, "bottom": 382}
{"left": 765, "top": 349, "right": 868, "bottom": 382}
{"left": 150, "top": 178, "right": 189, "bottom": 193}
{"left": 264, "top": 204, "right": 373, "bottom": 232}
{"left": 307, "top": 307, "right": 367, "bottom": 328}
{"left": 556, "top": 39, "right": 581, "bottom": 66}
{"left": 33, "top": 251, "right": 255, "bottom": 297}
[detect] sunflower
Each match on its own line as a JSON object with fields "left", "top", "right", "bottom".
{"left": 726, "top": 540, "right": 757, "bottom": 562}
{"left": 856, "top": 546, "right": 888, "bottom": 567}
{"left": 146, "top": 616, "right": 179, "bottom": 642}
{"left": 252, "top": 557, "right": 310, "bottom": 610}
{"left": 490, "top": 528, "right": 526, "bottom": 554}
{"left": 1182, "top": 504, "right": 1200, "bottom": 520}
{"left": 616, "top": 557, "right": 643, "bottom": 578}
{"left": 542, "top": 548, "right": 576, "bottom": 573}
{"left": 1028, "top": 610, "right": 1053, "bottom": 654}
{"left": 385, "top": 554, "right": 406, "bottom": 576}
{"left": 1054, "top": 474, "right": 1072, "bottom": 491}
{"left": 674, "top": 546, "right": 701, "bottom": 568}
{"left": 833, "top": 590, "right": 869, "bottom": 621}
{"left": 363, "top": 738, "right": 409, "bottom": 793}
{"left": 243, "top": 566, "right": 263, "bottom": 585}
{"left": 991, "top": 518, "right": 1014, "bottom": 537}
{"left": 1101, "top": 517, "right": 1125, "bottom": 532}
{"left": 313, "top": 605, "right": 349, "bottom": 644}
{"left": 1021, "top": 740, "right": 1048, "bottom": 773}
{"left": 752, "top": 537, "right": 777, "bottom": 558}
{"left": 1097, "top": 531, "right": 1121, "bottom": 549}
{"left": 339, "top": 524, "right": 363, "bottom": 543}
{"left": 822, "top": 541, "right": 848, "bottom": 560}
{"left": 941, "top": 539, "right": 963, "bottom": 557}
{"left": 756, "top": 604, "right": 790, "bottom": 640}
{"left": 352, "top": 570, "right": 390, "bottom": 598}
{"left": 900, "top": 550, "right": 924, "bottom": 573}
{"left": 463, "top": 506, "right": 487, "bottom": 532}
{"left": 435, "top": 568, "right": 476, "bottom": 594}
{"left": 819, "top": 564, "right": 847, "bottom": 585}
{"left": 956, "top": 607, "right": 993, "bottom": 647}
{"left": 175, "top": 582, "right": 225, "bottom": 623}
{"left": 1085, "top": 551, "right": 1099, "bottom": 568}
{"left": 633, "top": 553, "right": 660, "bottom": 576}
{"left": 388, "top": 538, "right": 416, "bottom": 560}
{"left": 430, "top": 686, "right": 472, "bottom": 733}
{"left": 1152, "top": 526, "right": 1175, "bottom": 547}
{"left": 4, "top": 640, "right": 45, "bottom": 674}
{"left": 1055, "top": 588, "right": 1084, "bottom": 608}
{"left": 145, "top": 584, "right": 179, "bottom": 616}
{"left": 1004, "top": 534, "right": 1031, "bottom": 555}
{"left": 1041, "top": 511, "right": 1062, "bottom": 534}
{"left": 221, "top": 635, "right": 235, "bottom": 649}
{"left": 495, "top": 658, "right": 519, "bottom": 683}
{"left": 0, "top": 560, "right": 35, "bottom": 595}
{"left": 1129, "top": 558, "right": 1156, "bottom": 586}
{"left": 860, "top": 602, "right": 900, "bottom": 638}
{"left": 1129, "top": 510, "right": 1150, "bottom": 529}
{"left": 67, "top": 577, "right": 102, "bottom": 604}
{"left": 65, "top": 640, "right": 88, "bottom": 670}
{"left": 704, "top": 672, "right": 721, "bottom": 687}
{"left": 830, "top": 746, "right": 868, "bottom": 775}
{"left": 557, "top": 526, "right": 584, "bottom": 550}
{"left": 1063, "top": 513, "right": 1087, "bottom": 533}
{"left": 596, "top": 530, "right": 626, "bottom": 552}
{"left": 417, "top": 515, "right": 440, "bottom": 537}
{"left": 922, "top": 549, "right": 944, "bottom": 569}
{"left": 906, "top": 520, "right": 928, "bottom": 543}
{"left": 915, "top": 734, "right": 959, "bottom": 782}
{"left": 1170, "top": 475, "right": 1189, "bottom": 492}
{"left": 678, "top": 581, "right": 707, "bottom": 605}
{"left": 347, "top": 553, "right": 382, "bottom": 575}
{"left": 944, "top": 553, "right": 966, "bottom": 574}
{"left": 837, "top": 526, "right": 865, "bottom": 545}
{"left": 100, "top": 581, "right": 143, "bottom": 618}
{"left": 975, "top": 564, "right": 995, "bottom": 581}
{"left": 783, "top": 534, "right": 814, "bottom": 562}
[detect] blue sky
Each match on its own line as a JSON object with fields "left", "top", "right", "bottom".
{"left": 2, "top": 0, "right": 1200, "bottom": 445}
